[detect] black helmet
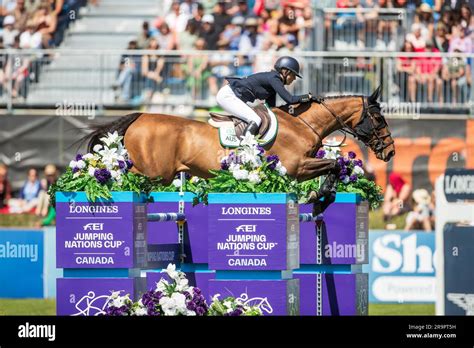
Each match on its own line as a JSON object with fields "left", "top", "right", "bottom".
{"left": 274, "top": 56, "right": 302, "bottom": 78}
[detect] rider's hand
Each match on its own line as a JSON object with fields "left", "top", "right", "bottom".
{"left": 312, "top": 95, "right": 324, "bottom": 103}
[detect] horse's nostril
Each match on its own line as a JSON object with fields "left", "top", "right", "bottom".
{"left": 387, "top": 150, "right": 395, "bottom": 160}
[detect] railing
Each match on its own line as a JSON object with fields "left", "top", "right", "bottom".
{"left": 318, "top": 8, "right": 409, "bottom": 52}
{"left": 0, "top": 49, "right": 472, "bottom": 116}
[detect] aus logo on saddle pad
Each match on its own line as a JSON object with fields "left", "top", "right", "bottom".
{"left": 208, "top": 103, "right": 278, "bottom": 148}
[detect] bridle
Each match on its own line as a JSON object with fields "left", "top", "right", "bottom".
{"left": 298, "top": 96, "right": 394, "bottom": 153}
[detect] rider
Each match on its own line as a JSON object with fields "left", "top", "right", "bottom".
{"left": 216, "top": 56, "right": 321, "bottom": 137}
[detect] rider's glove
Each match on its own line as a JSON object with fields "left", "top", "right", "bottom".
{"left": 311, "top": 95, "right": 324, "bottom": 103}
{"left": 299, "top": 94, "right": 312, "bottom": 103}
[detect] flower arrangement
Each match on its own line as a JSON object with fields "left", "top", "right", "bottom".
{"left": 205, "top": 134, "right": 298, "bottom": 195}
{"left": 298, "top": 138, "right": 383, "bottom": 209}
{"left": 48, "top": 131, "right": 158, "bottom": 203}
{"left": 103, "top": 264, "right": 262, "bottom": 316}
{"left": 208, "top": 294, "right": 263, "bottom": 316}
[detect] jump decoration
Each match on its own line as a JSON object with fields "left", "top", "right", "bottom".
{"left": 103, "top": 264, "right": 261, "bottom": 316}
{"left": 298, "top": 138, "right": 383, "bottom": 209}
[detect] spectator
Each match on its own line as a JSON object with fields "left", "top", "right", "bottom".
{"left": 8, "top": 168, "right": 41, "bottom": 214}
{"left": 439, "top": 6, "right": 454, "bottom": 35}
{"left": 208, "top": 39, "right": 234, "bottom": 96}
{"left": 155, "top": 22, "right": 176, "bottom": 50}
{"left": 404, "top": 189, "right": 433, "bottom": 231}
{"left": 238, "top": 17, "right": 264, "bottom": 56}
{"left": 137, "top": 21, "right": 152, "bottom": 49}
{"left": 397, "top": 40, "right": 416, "bottom": 101}
{"left": 406, "top": 23, "right": 427, "bottom": 51}
{"left": 413, "top": 41, "right": 442, "bottom": 102}
{"left": 253, "top": 39, "right": 277, "bottom": 72}
{"left": 199, "top": 14, "right": 220, "bottom": 50}
{"left": 113, "top": 40, "right": 140, "bottom": 102}
{"left": 279, "top": 6, "right": 300, "bottom": 46}
{"left": 459, "top": 3, "right": 472, "bottom": 29}
{"left": 35, "top": 164, "right": 57, "bottom": 218}
{"left": 413, "top": 3, "right": 435, "bottom": 42}
{"left": 433, "top": 24, "right": 450, "bottom": 52}
{"left": 165, "top": 0, "right": 190, "bottom": 33}
{"left": 177, "top": 20, "right": 199, "bottom": 50}
{"left": 19, "top": 19, "right": 42, "bottom": 49}
{"left": 179, "top": 0, "right": 195, "bottom": 17}
{"left": 13, "top": 0, "right": 29, "bottom": 32}
{"left": 449, "top": 25, "right": 472, "bottom": 53}
{"left": 230, "top": 0, "right": 250, "bottom": 17}
{"left": 219, "top": 15, "right": 244, "bottom": 50}
{"left": 33, "top": 3, "right": 57, "bottom": 48}
{"left": 3, "top": 36, "right": 30, "bottom": 100}
{"left": 0, "top": 164, "right": 12, "bottom": 212}
{"left": 1, "top": 15, "right": 19, "bottom": 47}
{"left": 188, "top": 2, "right": 204, "bottom": 35}
{"left": 183, "top": 38, "right": 211, "bottom": 100}
{"left": 213, "top": 0, "right": 232, "bottom": 35}
{"left": 441, "top": 49, "right": 472, "bottom": 103}
{"left": 383, "top": 172, "right": 412, "bottom": 222}
{"left": 141, "top": 38, "right": 165, "bottom": 102}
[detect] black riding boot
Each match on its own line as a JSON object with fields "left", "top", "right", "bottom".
{"left": 243, "top": 121, "right": 259, "bottom": 136}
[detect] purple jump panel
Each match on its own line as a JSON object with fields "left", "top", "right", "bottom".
{"left": 209, "top": 279, "right": 299, "bottom": 316}
{"left": 57, "top": 278, "right": 135, "bottom": 316}
{"left": 208, "top": 193, "right": 299, "bottom": 271}
{"left": 148, "top": 193, "right": 208, "bottom": 264}
{"left": 294, "top": 272, "right": 368, "bottom": 316}
{"left": 56, "top": 191, "right": 147, "bottom": 269}
{"left": 300, "top": 193, "right": 368, "bottom": 265}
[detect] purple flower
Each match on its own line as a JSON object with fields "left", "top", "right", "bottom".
{"left": 94, "top": 168, "right": 111, "bottom": 184}
{"left": 339, "top": 174, "right": 348, "bottom": 181}
{"left": 256, "top": 145, "right": 265, "bottom": 155}
{"left": 72, "top": 167, "right": 79, "bottom": 174}
{"left": 354, "top": 159, "right": 363, "bottom": 167}
{"left": 266, "top": 154, "right": 280, "bottom": 170}
{"left": 316, "top": 149, "right": 326, "bottom": 159}
{"left": 349, "top": 174, "right": 358, "bottom": 182}
{"left": 126, "top": 159, "right": 133, "bottom": 169}
{"left": 118, "top": 160, "right": 126, "bottom": 170}
{"left": 340, "top": 167, "right": 347, "bottom": 175}
{"left": 348, "top": 151, "right": 356, "bottom": 159}
{"left": 336, "top": 157, "right": 345, "bottom": 166}
{"left": 344, "top": 158, "right": 351, "bottom": 166}
{"left": 195, "top": 306, "right": 206, "bottom": 316}
{"left": 75, "top": 154, "right": 83, "bottom": 161}
{"left": 220, "top": 160, "right": 229, "bottom": 170}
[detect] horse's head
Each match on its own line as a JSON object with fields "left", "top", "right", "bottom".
{"left": 353, "top": 86, "right": 395, "bottom": 162}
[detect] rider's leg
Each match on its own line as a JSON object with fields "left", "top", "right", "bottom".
{"left": 216, "top": 85, "right": 261, "bottom": 136}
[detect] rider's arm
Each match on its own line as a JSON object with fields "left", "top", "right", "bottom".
{"left": 269, "top": 74, "right": 310, "bottom": 104}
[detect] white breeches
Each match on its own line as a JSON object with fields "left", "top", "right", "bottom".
{"left": 215, "top": 85, "right": 262, "bottom": 126}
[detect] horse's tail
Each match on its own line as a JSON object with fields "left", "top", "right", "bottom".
{"left": 81, "top": 112, "right": 142, "bottom": 153}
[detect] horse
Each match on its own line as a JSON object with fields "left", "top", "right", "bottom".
{"left": 85, "top": 86, "right": 395, "bottom": 186}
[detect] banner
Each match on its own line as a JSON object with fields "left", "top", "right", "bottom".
{"left": 364, "top": 230, "right": 436, "bottom": 303}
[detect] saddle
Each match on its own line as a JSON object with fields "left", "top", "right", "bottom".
{"left": 209, "top": 103, "right": 272, "bottom": 139}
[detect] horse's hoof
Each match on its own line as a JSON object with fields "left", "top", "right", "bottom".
{"left": 307, "top": 190, "right": 319, "bottom": 203}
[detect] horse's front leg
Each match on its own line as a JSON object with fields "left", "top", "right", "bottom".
{"left": 296, "top": 157, "right": 341, "bottom": 214}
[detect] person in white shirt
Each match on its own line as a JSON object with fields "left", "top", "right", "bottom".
{"left": 1, "top": 16, "right": 19, "bottom": 48}
{"left": 19, "top": 20, "right": 42, "bottom": 49}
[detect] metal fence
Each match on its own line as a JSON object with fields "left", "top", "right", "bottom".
{"left": 0, "top": 49, "right": 472, "bottom": 115}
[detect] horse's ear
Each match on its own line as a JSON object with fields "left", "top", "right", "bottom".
{"left": 369, "top": 85, "right": 382, "bottom": 103}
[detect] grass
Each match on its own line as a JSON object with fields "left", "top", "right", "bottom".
{"left": 0, "top": 213, "right": 43, "bottom": 228}
{"left": 0, "top": 299, "right": 56, "bottom": 315}
{"left": 0, "top": 299, "right": 434, "bottom": 316}
{"left": 369, "top": 208, "right": 407, "bottom": 230}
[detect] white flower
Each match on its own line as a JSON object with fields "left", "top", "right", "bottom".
{"left": 73, "top": 171, "right": 81, "bottom": 179}
{"left": 82, "top": 153, "right": 94, "bottom": 160}
{"left": 248, "top": 171, "right": 261, "bottom": 184}
{"left": 88, "top": 166, "right": 96, "bottom": 177}
{"left": 212, "top": 294, "right": 221, "bottom": 302}
{"left": 276, "top": 162, "right": 287, "bottom": 176}
{"left": 190, "top": 176, "right": 200, "bottom": 183}
{"left": 156, "top": 279, "right": 168, "bottom": 292}
{"left": 176, "top": 278, "right": 189, "bottom": 292}
{"left": 76, "top": 160, "right": 86, "bottom": 169}
{"left": 100, "top": 131, "right": 123, "bottom": 147}
{"left": 99, "top": 147, "right": 119, "bottom": 166}
{"left": 110, "top": 170, "right": 121, "bottom": 179}
{"left": 111, "top": 294, "right": 128, "bottom": 308}
{"left": 69, "top": 160, "right": 77, "bottom": 168}
{"left": 228, "top": 162, "right": 239, "bottom": 172}
{"left": 353, "top": 165, "right": 364, "bottom": 176}
{"left": 162, "top": 263, "right": 179, "bottom": 280}
{"left": 132, "top": 301, "right": 148, "bottom": 316}
{"left": 159, "top": 293, "right": 187, "bottom": 316}
{"left": 232, "top": 169, "right": 249, "bottom": 180}
{"left": 93, "top": 144, "right": 103, "bottom": 152}
{"left": 239, "top": 133, "right": 259, "bottom": 147}
{"left": 172, "top": 178, "right": 182, "bottom": 188}
{"left": 186, "top": 310, "right": 196, "bottom": 316}
{"left": 342, "top": 175, "right": 350, "bottom": 184}
{"left": 224, "top": 301, "right": 232, "bottom": 309}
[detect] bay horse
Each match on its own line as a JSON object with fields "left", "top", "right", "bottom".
{"left": 85, "top": 86, "right": 395, "bottom": 186}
